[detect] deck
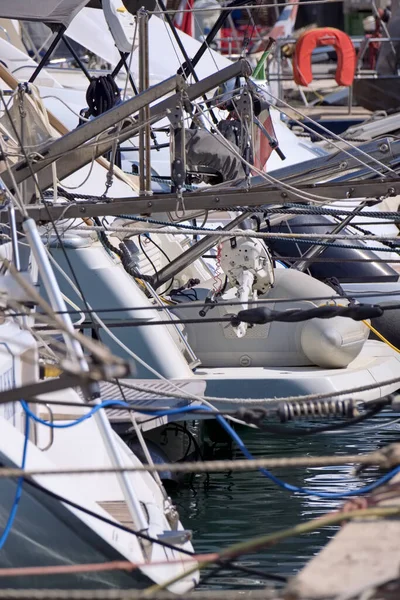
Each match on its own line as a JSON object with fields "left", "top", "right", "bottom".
{"left": 98, "top": 501, "right": 135, "bottom": 529}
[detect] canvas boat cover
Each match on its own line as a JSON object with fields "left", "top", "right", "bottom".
{"left": 0, "top": 1, "right": 91, "bottom": 26}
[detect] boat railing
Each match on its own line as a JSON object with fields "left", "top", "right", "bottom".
{"left": 262, "top": 35, "right": 400, "bottom": 109}
{"left": 0, "top": 25, "right": 11, "bottom": 44}
{"left": 36, "top": 404, "right": 55, "bottom": 451}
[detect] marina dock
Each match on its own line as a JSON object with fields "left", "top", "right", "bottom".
{"left": 288, "top": 472, "right": 400, "bottom": 599}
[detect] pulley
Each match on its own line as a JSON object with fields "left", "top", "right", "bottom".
{"left": 122, "top": 0, "right": 157, "bottom": 15}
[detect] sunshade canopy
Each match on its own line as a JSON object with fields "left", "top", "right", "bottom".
{"left": 0, "top": 1, "right": 92, "bottom": 26}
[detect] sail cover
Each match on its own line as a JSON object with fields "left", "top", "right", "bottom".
{"left": 0, "top": 1, "right": 91, "bottom": 26}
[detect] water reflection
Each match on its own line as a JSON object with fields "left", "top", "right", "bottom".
{"left": 171, "top": 417, "right": 400, "bottom": 589}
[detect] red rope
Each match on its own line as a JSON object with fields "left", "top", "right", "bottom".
{"left": 0, "top": 554, "right": 218, "bottom": 578}
{"left": 212, "top": 243, "right": 224, "bottom": 294}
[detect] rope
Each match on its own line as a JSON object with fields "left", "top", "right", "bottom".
{"left": 11, "top": 288, "right": 400, "bottom": 317}
{"left": 338, "top": 219, "right": 400, "bottom": 253}
{"left": 295, "top": 132, "right": 367, "bottom": 143}
{"left": 0, "top": 413, "right": 29, "bottom": 549}
{"left": 0, "top": 590, "right": 279, "bottom": 599}
{"left": 116, "top": 214, "right": 216, "bottom": 231}
{"left": 0, "top": 506, "right": 399, "bottom": 599}
{"left": 43, "top": 193, "right": 400, "bottom": 221}
{"left": 43, "top": 190, "right": 400, "bottom": 221}
{"left": 145, "top": 506, "right": 400, "bottom": 594}
{"left": 149, "top": 176, "right": 199, "bottom": 191}
{"left": 1, "top": 444, "right": 399, "bottom": 476}
{"left": 119, "top": 374, "right": 400, "bottom": 404}
{"left": 85, "top": 75, "right": 121, "bottom": 118}
{"left": 231, "top": 303, "right": 385, "bottom": 326}
{"left": 0, "top": 557, "right": 209, "bottom": 578}
{"left": 364, "top": 321, "right": 400, "bottom": 354}
{"left": 250, "top": 205, "right": 400, "bottom": 220}
{"left": 116, "top": 209, "right": 400, "bottom": 231}
{"left": 69, "top": 302, "right": 392, "bottom": 328}
{"left": 252, "top": 80, "right": 398, "bottom": 179}
{"left": 64, "top": 225, "right": 400, "bottom": 254}
{"left": 150, "top": 506, "right": 400, "bottom": 598}
{"left": 95, "top": 219, "right": 123, "bottom": 258}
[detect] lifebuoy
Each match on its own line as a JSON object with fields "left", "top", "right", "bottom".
{"left": 293, "top": 27, "right": 356, "bottom": 87}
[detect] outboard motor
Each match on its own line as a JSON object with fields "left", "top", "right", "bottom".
{"left": 178, "top": 241, "right": 369, "bottom": 369}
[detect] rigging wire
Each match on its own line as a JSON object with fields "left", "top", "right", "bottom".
{"left": 1, "top": 84, "right": 242, "bottom": 170}
{"left": 0, "top": 389, "right": 391, "bottom": 429}
{"left": 103, "top": 20, "right": 139, "bottom": 196}
{"left": 194, "top": 99, "right": 396, "bottom": 203}
{"left": 2, "top": 11, "right": 400, "bottom": 580}
{"left": 273, "top": 255, "right": 400, "bottom": 264}
{"left": 55, "top": 145, "right": 98, "bottom": 190}
{"left": 6, "top": 81, "right": 394, "bottom": 203}
{"left": 252, "top": 80, "right": 399, "bottom": 178}
{"left": 1, "top": 52, "right": 398, "bottom": 412}
{"left": 28, "top": 302, "right": 400, "bottom": 332}
{"left": 0, "top": 87, "right": 97, "bottom": 342}
{"left": 23, "top": 473, "right": 197, "bottom": 557}
{"left": 9, "top": 92, "right": 394, "bottom": 207}
{"left": 137, "top": 234, "right": 175, "bottom": 294}
{"left": 58, "top": 224, "right": 400, "bottom": 255}
{"left": 8, "top": 290, "right": 400, "bottom": 317}
{"left": 0, "top": 139, "right": 28, "bottom": 219}
{"left": 56, "top": 222, "right": 400, "bottom": 243}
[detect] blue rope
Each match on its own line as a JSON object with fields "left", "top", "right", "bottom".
{"left": 0, "top": 411, "right": 30, "bottom": 549}
{"left": 215, "top": 414, "right": 400, "bottom": 499}
{"left": 9, "top": 397, "right": 390, "bottom": 552}
{"left": 20, "top": 401, "right": 400, "bottom": 500}
{"left": 20, "top": 400, "right": 129, "bottom": 429}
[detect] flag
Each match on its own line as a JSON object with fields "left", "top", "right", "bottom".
{"left": 251, "top": 86, "right": 279, "bottom": 171}
{"left": 173, "top": 0, "right": 195, "bottom": 37}
{"left": 253, "top": 106, "right": 277, "bottom": 171}
{"left": 268, "top": 0, "right": 299, "bottom": 41}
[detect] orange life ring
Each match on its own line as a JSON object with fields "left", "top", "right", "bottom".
{"left": 293, "top": 27, "right": 356, "bottom": 87}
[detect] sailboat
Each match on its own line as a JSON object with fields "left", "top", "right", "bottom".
{"left": 0, "top": 7, "right": 199, "bottom": 588}
{"left": 0, "top": 2, "right": 398, "bottom": 437}
{"left": 0, "top": 4, "right": 397, "bottom": 597}
{"left": 0, "top": 221, "right": 198, "bottom": 591}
